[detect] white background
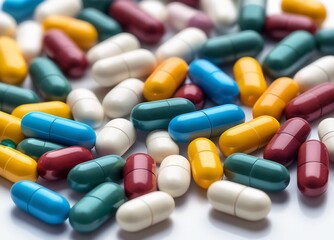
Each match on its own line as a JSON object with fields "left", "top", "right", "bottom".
{"left": 1, "top": 0, "right": 334, "bottom": 240}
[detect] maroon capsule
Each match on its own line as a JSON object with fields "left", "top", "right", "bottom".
{"left": 263, "top": 117, "right": 311, "bottom": 166}
{"left": 173, "top": 0, "right": 199, "bottom": 8}
{"left": 297, "top": 140, "right": 329, "bottom": 197}
{"left": 174, "top": 83, "right": 205, "bottom": 110}
{"left": 285, "top": 82, "right": 334, "bottom": 122}
{"left": 43, "top": 29, "right": 88, "bottom": 78}
{"left": 37, "top": 146, "right": 93, "bottom": 181}
{"left": 124, "top": 153, "right": 156, "bottom": 200}
{"left": 109, "top": 0, "right": 165, "bottom": 44}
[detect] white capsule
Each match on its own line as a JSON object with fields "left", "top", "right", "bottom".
{"left": 102, "top": 78, "right": 144, "bottom": 119}
{"left": 155, "top": 27, "right": 207, "bottom": 63}
{"left": 87, "top": 33, "right": 140, "bottom": 65}
{"left": 318, "top": 118, "right": 334, "bottom": 161}
{"left": 139, "top": 0, "right": 167, "bottom": 22}
{"left": 92, "top": 49, "right": 157, "bottom": 87}
{"left": 207, "top": 180, "right": 271, "bottom": 221}
{"left": 116, "top": 191, "right": 175, "bottom": 232}
{"left": 0, "top": 12, "right": 16, "bottom": 37}
{"left": 96, "top": 118, "right": 136, "bottom": 156}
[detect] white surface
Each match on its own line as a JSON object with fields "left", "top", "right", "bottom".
{"left": 1, "top": 0, "right": 334, "bottom": 240}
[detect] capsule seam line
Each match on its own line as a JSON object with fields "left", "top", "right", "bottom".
{"left": 138, "top": 198, "right": 154, "bottom": 226}
{"left": 26, "top": 187, "right": 42, "bottom": 214}
{"left": 159, "top": 164, "right": 190, "bottom": 174}
{"left": 308, "top": 91, "right": 323, "bottom": 117}
{"left": 248, "top": 159, "right": 259, "bottom": 187}
{"left": 233, "top": 186, "right": 247, "bottom": 217}
{"left": 248, "top": 124, "right": 261, "bottom": 151}
{"left": 118, "top": 86, "right": 141, "bottom": 101}
{"left": 315, "top": 64, "right": 331, "bottom": 83}
{"left": 121, "top": 55, "right": 132, "bottom": 78}
{"left": 202, "top": 110, "right": 213, "bottom": 138}
{"left": 228, "top": 37, "right": 237, "bottom": 61}
{"left": 48, "top": 118, "right": 58, "bottom": 141}
{"left": 178, "top": 37, "right": 195, "bottom": 60}
{"left": 95, "top": 161, "right": 107, "bottom": 179}
{"left": 106, "top": 126, "right": 131, "bottom": 146}
{"left": 126, "top": 167, "right": 156, "bottom": 176}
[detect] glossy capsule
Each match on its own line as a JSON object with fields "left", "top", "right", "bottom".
{"left": 139, "top": 0, "right": 167, "bottom": 22}
{"left": 238, "top": 0, "right": 267, "bottom": 32}
{"left": 0, "top": 111, "right": 25, "bottom": 145}
{"left": 2, "top": 0, "right": 43, "bottom": 22}
{"left": 315, "top": 29, "right": 334, "bottom": 54}
{"left": 318, "top": 118, "right": 334, "bottom": 161}
{"left": 0, "top": 12, "right": 16, "bottom": 37}
{"left": 224, "top": 153, "right": 290, "bottom": 192}
{"left": 11, "top": 181, "right": 70, "bottom": 224}
{"left": 82, "top": 0, "right": 111, "bottom": 13}
{"left": 174, "top": 83, "right": 205, "bottom": 110}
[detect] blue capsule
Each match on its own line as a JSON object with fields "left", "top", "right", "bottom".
{"left": 2, "top": 0, "right": 44, "bottom": 22}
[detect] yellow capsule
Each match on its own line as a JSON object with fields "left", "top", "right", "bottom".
{"left": 143, "top": 57, "right": 188, "bottom": 101}
{"left": 0, "top": 111, "right": 25, "bottom": 145}
{"left": 219, "top": 116, "right": 280, "bottom": 157}
{"left": 233, "top": 57, "right": 267, "bottom": 107}
{"left": 0, "top": 36, "right": 27, "bottom": 85}
{"left": 187, "top": 137, "right": 223, "bottom": 189}
{"left": 0, "top": 145, "right": 38, "bottom": 182}
{"left": 253, "top": 77, "right": 299, "bottom": 120}
{"left": 43, "top": 15, "right": 98, "bottom": 50}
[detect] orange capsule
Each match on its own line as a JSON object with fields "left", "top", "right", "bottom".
{"left": 0, "top": 111, "right": 25, "bottom": 145}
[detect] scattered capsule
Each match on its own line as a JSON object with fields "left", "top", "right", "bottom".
{"left": 1, "top": 139, "right": 16, "bottom": 148}
{"left": 0, "top": 111, "right": 25, "bottom": 145}
{"left": 318, "top": 118, "right": 334, "bottom": 161}
{"left": 139, "top": 0, "right": 167, "bottom": 22}
{"left": 238, "top": 0, "right": 267, "bottom": 32}
{"left": 315, "top": 29, "right": 334, "bottom": 54}
{"left": 2, "top": 0, "right": 43, "bottom": 22}
{"left": 174, "top": 83, "right": 205, "bottom": 110}
{"left": 0, "top": 12, "right": 16, "bottom": 37}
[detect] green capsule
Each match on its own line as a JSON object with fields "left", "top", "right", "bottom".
{"left": 224, "top": 153, "right": 290, "bottom": 192}
{"left": 69, "top": 182, "right": 125, "bottom": 232}
{"left": 29, "top": 57, "right": 72, "bottom": 101}
{"left": 82, "top": 0, "right": 113, "bottom": 13}
{"left": 0, "top": 82, "right": 39, "bottom": 113}
{"left": 0, "top": 139, "right": 16, "bottom": 149}
{"left": 263, "top": 30, "right": 316, "bottom": 78}
{"left": 198, "top": 30, "right": 263, "bottom": 65}
{"left": 238, "top": 0, "right": 267, "bottom": 32}
{"left": 68, "top": 155, "right": 125, "bottom": 192}
{"left": 315, "top": 29, "right": 334, "bottom": 54}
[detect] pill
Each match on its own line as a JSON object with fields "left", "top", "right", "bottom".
{"left": 109, "top": 0, "right": 165, "bottom": 44}
{"left": 264, "top": 118, "right": 311, "bottom": 166}
{"left": 43, "top": 29, "right": 88, "bottom": 78}
{"left": 207, "top": 180, "right": 271, "bottom": 221}
{"left": 116, "top": 191, "right": 175, "bottom": 232}
{"left": 139, "top": 0, "right": 167, "bottom": 22}
{"left": 29, "top": 57, "right": 71, "bottom": 101}
{"left": 219, "top": 116, "right": 280, "bottom": 156}
{"left": 297, "top": 140, "right": 329, "bottom": 197}
{"left": 1, "top": 139, "right": 16, "bottom": 148}
{"left": 0, "top": 111, "right": 25, "bottom": 145}
{"left": 188, "top": 59, "right": 239, "bottom": 105}
{"left": 67, "top": 88, "right": 104, "bottom": 128}
{"left": 21, "top": 112, "right": 96, "bottom": 149}
{"left": 11, "top": 180, "right": 70, "bottom": 224}
{"left": 0, "top": 145, "right": 37, "bottom": 182}
{"left": 224, "top": 153, "right": 290, "bottom": 192}
{"left": 174, "top": 83, "right": 205, "bottom": 110}
{"left": 252, "top": 77, "right": 299, "bottom": 119}
{"left": 70, "top": 182, "right": 125, "bottom": 232}
{"left": 131, "top": 98, "right": 196, "bottom": 131}
{"left": 103, "top": 78, "right": 144, "bottom": 119}
{"left": 262, "top": 30, "right": 316, "bottom": 78}
{"left": 198, "top": 30, "right": 263, "bottom": 65}
{"left": 95, "top": 118, "right": 136, "bottom": 156}
{"left": 12, "top": 101, "right": 71, "bottom": 119}
{"left": 285, "top": 82, "right": 334, "bottom": 122}
{"left": 82, "top": 0, "right": 110, "bottom": 13}
{"left": 2, "top": 0, "right": 43, "bottom": 22}
{"left": 92, "top": 49, "right": 156, "bottom": 87}
{"left": 315, "top": 29, "right": 334, "bottom": 54}
{"left": 156, "top": 28, "right": 206, "bottom": 63}
{"left": 124, "top": 153, "right": 156, "bottom": 199}
{"left": 233, "top": 57, "right": 267, "bottom": 107}
{"left": 187, "top": 137, "right": 223, "bottom": 189}
{"left": 0, "top": 12, "right": 16, "bottom": 37}
{"left": 143, "top": 57, "right": 188, "bottom": 101}
{"left": 38, "top": 146, "right": 93, "bottom": 181}
{"left": 318, "top": 118, "right": 334, "bottom": 161}
{"left": 0, "top": 36, "right": 27, "bottom": 85}
{"left": 238, "top": 0, "right": 267, "bottom": 32}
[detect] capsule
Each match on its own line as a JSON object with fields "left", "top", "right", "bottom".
{"left": 116, "top": 191, "right": 175, "bottom": 232}
{"left": 92, "top": 49, "right": 156, "bottom": 87}
{"left": 177, "top": 0, "right": 199, "bottom": 8}
{"left": 315, "top": 29, "right": 334, "bottom": 54}
{"left": 70, "top": 182, "right": 125, "bottom": 232}
{"left": 82, "top": 0, "right": 110, "bottom": 13}
{"left": 264, "top": 118, "right": 311, "bottom": 166}
{"left": 2, "top": 0, "right": 43, "bottom": 22}
{"left": 155, "top": 28, "right": 207, "bottom": 63}
{"left": 174, "top": 83, "right": 205, "bottom": 110}
{"left": 187, "top": 137, "right": 223, "bottom": 189}
{"left": 318, "top": 118, "right": 334, "bottom": 161}
{"left": 1, "top": 139, "right": 16, "bottom": 148}
{"left": 68, "top": 155, "right": 125, "bottom": 192}
{"left": 198, "top": 30, "right": 263, "bottom": 65}
{"left": 262, "top": 30, "right": 316, "bottom": 78}
{"left": 38, "top": 146, "right": 93, "bottom": 181}
{"left": 131, "top": 98, "right": 196, "bottom": 131}
{"left": 139, "top": 0, "right": 167, "bottom": 22}
{"left": 67, "top": 88, "right": 104, "bottom": 128}
{"left": 238, "top": 0, "right": 267, "bottom": 32}
{"left": 144, "top": 57, "right": 188, "bottom": 101}
{"left": 11, "top": 181, "right": 70, "bottom": 224}
{"left": 219, "top": 116, "right": 280, "bottom": 156}
{"left": 43, "top": 15, "right": 98, "bottom": 50}
{"left": 109, "top": 0, "right": 164, "bottom": 44}
{"left": 207, "top": 180, "right": 271, "bottom": 221}
{"left": 285, "top": 83, "right": 334, "bottom": 122}
{"left": 0, "top": 36, "right": 27, "bottom": 85}
{"left": 233, "top": 57, "right": 267, "bottom": 106}
{"left": 0, "top": 111, "right": 25, "bottom": 145}
{"left": 0, "top": 12, "right": 16, "bottom": 37}
{"left": 21, "top": 112, "right": 96, "bottom": 149}
{"left": 253, "top": 77, "right": 299, "bottom": 119}
{"left": 188, "top": 59, "right": 239, "bottom": 105}
{"left": 43, "top": 29, "right": 88, "bottom": 78}
{"left": 95, "top": 118, "right": 136, "bottom": 156}
{"left": 224, "top": 153, "right": 290, "bottom": 192}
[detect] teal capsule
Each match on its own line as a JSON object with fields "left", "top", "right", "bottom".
{"left": 0, "top": 139, "right": 16, "bottom": 149}
{"left": 69, "top": 182, "right": 125, "bottom": 232}
{"left": 29, "top": 57, "right": 72, "bottom": 101}
{"left": 263, "top": 30, "right": 316, "bottom": 78}
{"left": 238, "top": 0, "right": 267, "bottom": 32}
{"left": 198, "top": 30, "right": 263, "bottom": 65}
{"left": 224, "top": 153, "right": 290, "bottom": 192}
{"left": 68, "top": 155, "right": 125, "bottom": 192}
{"left": 82, "top": 0, "right": 113, "bottom": 13}
{"left": 315, "top": 29, "right": 334, "bottom": 54}
{"left": 0, "top": 82, "right": 39, "bottom": 113}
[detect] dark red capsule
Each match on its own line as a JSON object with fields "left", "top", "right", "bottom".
{"left": 174, "top": 83, "right": 205, "bottom": 110}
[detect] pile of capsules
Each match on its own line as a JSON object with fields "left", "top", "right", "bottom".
{"left": 0, "top": 0, "right": 334, "bottom": 234}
